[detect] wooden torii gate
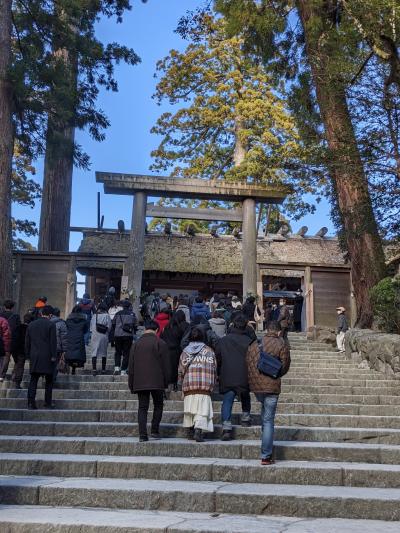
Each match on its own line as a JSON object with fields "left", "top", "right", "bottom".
{"left": 96, "top": 172, "right": 288, "bottom": 313}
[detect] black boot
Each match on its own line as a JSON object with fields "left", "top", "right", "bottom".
{"left": 221, "top": 430, "right": 232, "bottom": 441}
{"left": 92, "top": 357, "right": 97, "bottom": 376}
{"left": 186, "top": 427, "right": 195, "bottom": 440}
{"left": 101, "top": 357, "right": 107, "bottom": 374}
{"left": 194, "top": 428, "right": 204, "bottom": 443}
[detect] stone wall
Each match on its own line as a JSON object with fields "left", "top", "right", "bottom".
{"left": 345, "top": 329, "right": 400, "bottom": 376}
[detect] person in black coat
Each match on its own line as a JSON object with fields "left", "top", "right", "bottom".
{"left": 128, "top": 320, "right": 170, "bottom": 441}
{"left": 215, "top": 314, "right": 254, "bottom": 440}
{"left": 293, "top": 290, "right": 304, "bottom": 332}
{"left": 65, "top": 305, "right": 89, "bottom": 375}
{"left": 161, "top": 310, "right": 189, "bottom": 390}
{"left": 25, "top": 305, "right": 57, "bottom": 409}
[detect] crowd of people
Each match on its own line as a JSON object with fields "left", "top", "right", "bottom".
{"left": 0, "top": 289, "right": 348, "bottom": 464}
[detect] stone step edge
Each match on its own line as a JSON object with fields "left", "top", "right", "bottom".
{"left": 0, "top": 434, "right": 399, "bottom": 451}
{"left": 3, "top": 475, "right": 400, "bottom": 521}
{"left": 2, "top": 420, "right": 400, "bottom": 434}
{"left": 2, "top": 505, "right": 398, "bottom": 533}
{"left": 4, "top": 410, "right": 400, "bottom": 423}
{"left": 2, "top": 452, "right": 400, "bottom": 487}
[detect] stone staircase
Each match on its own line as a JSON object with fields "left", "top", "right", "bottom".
{"left": 1, "top": 333, "right": 400, "bottom": 531}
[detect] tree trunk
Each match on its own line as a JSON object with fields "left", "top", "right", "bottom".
{"left": 38, "top": 45, "right": 76, "bottom": 252}
{"left": 0, "top": 0, "right": 13, "bottom": 301}
{"left": 39, "top": 121, "right": 75, "bottom": 251}
{"left": 297, "top": 0, "right": 387, "bottom": 327}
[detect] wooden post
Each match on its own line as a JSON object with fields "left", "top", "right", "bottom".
{"left": 304, "top": 266, "right": 314, "bottom": 331}
{"left": 65, "top": 256, "right": 77, "bottom": 318}
{"left": 126, "top": 192, "right": 147, "bottom": 315}
{"left": 242, "top": 198, "right": 257, "bottom": 298}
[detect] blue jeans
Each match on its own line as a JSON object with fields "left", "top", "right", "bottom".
{"left": 256, "top": 393, "right": 279, "bottom": 459}
{"left": 221, "top": 390, "right": 251, "bottom": 430}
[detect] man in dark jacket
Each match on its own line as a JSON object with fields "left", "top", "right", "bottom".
{"left": 128, "top": 320, "right": 169, "bottom": 442}
{"left": 112, "top": 299, "right": 137, "bottom": 376}
{"left": 215, "top": 314, "right": 255, "bottom": 440}
{"left": 25, "top": 305, "right": 57, "bottom": 409}
{"left": 0, "top": 300, "right": 21, "bottom": 381}
{"left": 277, "top": 298, "right": 290, "bottom": 340}
{"left": 246, "top": 321, "right": 291, "bottom": 465}
{"left": 293, "top": 290, "right": 304, "bottom": 332}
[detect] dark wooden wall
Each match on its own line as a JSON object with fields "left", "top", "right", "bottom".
{"left": 312, "top": 270, "right": 351, "bottom": 328}
{"left": 17, "top": 257, "right": 73, "bottom": 318}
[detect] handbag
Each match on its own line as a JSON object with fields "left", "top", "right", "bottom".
{"left": 96, "top": 313, "right": 108, "bottom": 335}
{"left": 257, "top": 342, "right": 282, "bottom": 379}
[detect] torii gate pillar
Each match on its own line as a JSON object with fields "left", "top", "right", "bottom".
{"left": 242, "top": 198, "right": 257, "bottom": 298}
{"left": 126, "top": 191, "right": 147, "bottom": 315}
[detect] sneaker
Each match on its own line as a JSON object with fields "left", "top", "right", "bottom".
{"left": 43, "top": 403, "right": 56, "bottom": 409}
{"left": 0, "top": 378, "right": 4, "bottom": 383}
{"left": 139, "top": 435, "right": 149, "bottom": 442}
{"left": 186, "top": 427, "right": 195, "bottom": 441}
{"left": 261, "top": 457, "right": 275, "bottom": 466}
{"left": 92, "top": 370, "right": 97, "bottom": 377}
{"left": 113, "top": 367, "right": 121, "bottom": 376}
{"left": 120, "top": 370, "right": 127, "bottom": 376}
{"left": 194, "top": 428, "right": 204, "bottom": 443}
{"left": 241, "top": 419, "right": 251, "bottom": 427}
{"left": 101, "top": 369, "right": 107, "bottom": 375}
{"left": 150, "top": 432, "right": 161, "bottom": 440}
{"left": 221, "top": 430, "right": 232, "bottom": 441}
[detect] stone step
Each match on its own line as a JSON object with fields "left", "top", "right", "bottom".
{"left": 2, "top": 378, "right": 396, "bottom": 391}
{"left": 2, "top": 453, "right": 400, "bottom": 488}
{"left": 1, "top": 420, "right": 400, "bottom": 444}
{"left": 2, "top": 475, "right": 400, "bottom": 520}
{"left": 1, "top": 435, "right": 399, "bottom": 464}
{"left": 2, "top": 408, "right": 400, "bottom": 429}
{"left": 2, "top": 400, "right": 400, "bottom": 416}
{"left": 4, "top": 391, "right": 400, "bottom": 406}
{"left": 2, "top": 505, "right": 399, "bottom": 532}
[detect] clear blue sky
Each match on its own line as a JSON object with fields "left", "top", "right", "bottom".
{"left": 13, "top": 0, "right": 334, "bottom": 251}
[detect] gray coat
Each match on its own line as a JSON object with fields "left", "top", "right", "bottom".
{"left": 90, "top": 312, "right": 112, "bottom": 357}
{"left": 50, "top": 317, "right": 67, "bottom": 353}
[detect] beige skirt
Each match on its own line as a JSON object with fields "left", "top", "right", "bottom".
{"left": 183, "top": 394, "right": 214, "bottom": 432}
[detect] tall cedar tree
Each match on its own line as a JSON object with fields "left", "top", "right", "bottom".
{"left": 216, "top": 0, "right": 388, "bottom": 327}
{"left": 0, "top": 0, "right": 13, "bottom": 301}
{"left": 151, "top": 11, "right": 321, "bottom": 234}
{"left": 11, "top": 1, "right": 140, "bottom": 252}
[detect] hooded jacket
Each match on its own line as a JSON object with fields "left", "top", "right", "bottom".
{"left": 178, "top": 342, "right": 217, "bottom": 396}
{"left": 208, "top": 317, "right": 226, "bottom": 338}
{"left": 65, "top": 312, "right": 88, "bottom": 364}
{"left": 181, "top": 318, "right": 219, "bottom": 351}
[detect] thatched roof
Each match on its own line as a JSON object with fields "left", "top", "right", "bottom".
{"left": 77, "top": 230, "right": 348, "bottom": 275}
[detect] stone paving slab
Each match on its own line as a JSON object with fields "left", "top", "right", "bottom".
{"left": 1, "top": 506, "right": 398, "bottom": 532}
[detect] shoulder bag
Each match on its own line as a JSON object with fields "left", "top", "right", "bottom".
{"left": 96, "top": 313, "right": 108, "bottom": 335}
{"left": 257, "top": 341, "right": 282, "bottom": 379}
